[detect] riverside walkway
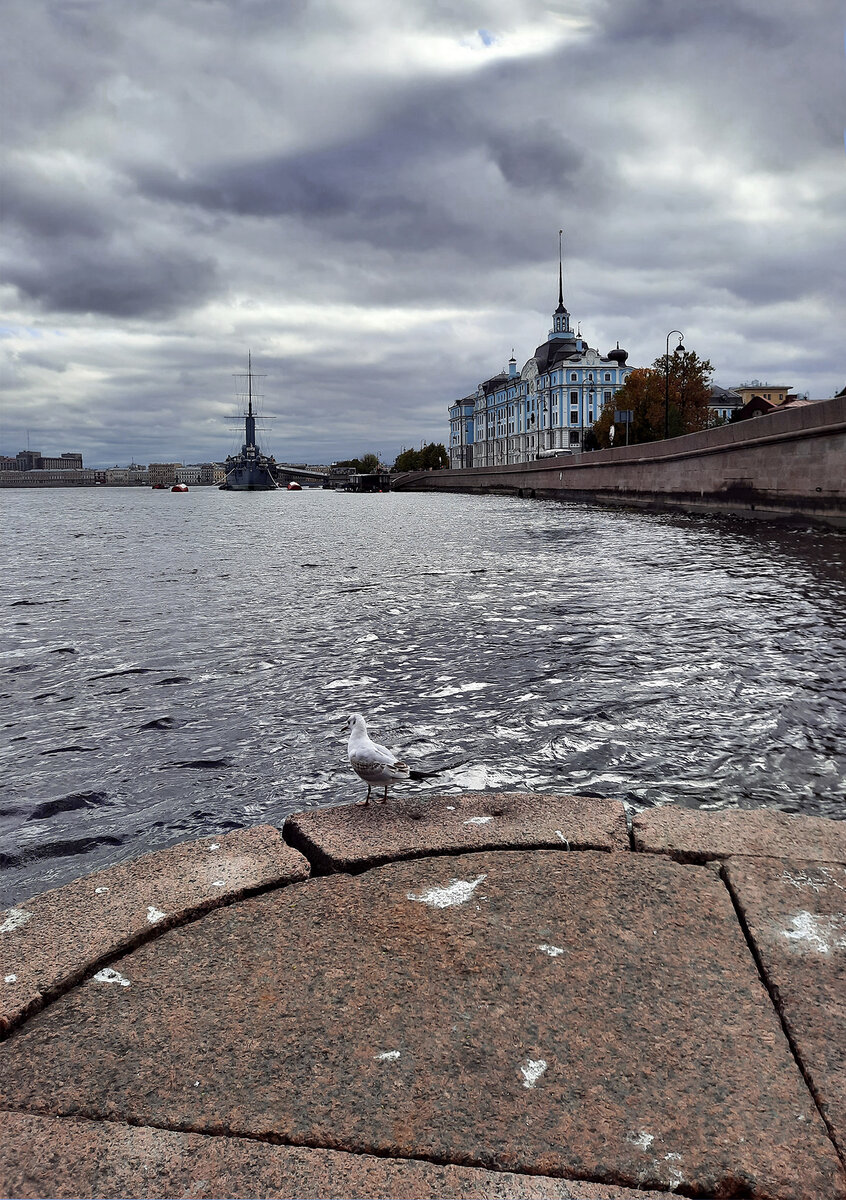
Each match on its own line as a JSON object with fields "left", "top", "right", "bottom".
{"left": 1, "top": 794, "right": 845, "bottom": 1200}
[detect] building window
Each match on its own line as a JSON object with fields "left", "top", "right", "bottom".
{"left": 570, "top": 411, "right": 579, "bottom": 424}
{"left": 570, "top": 391, "right": 578, "bottom": 403}
{"left": 604, "top": 391, "right": 612, "bottom": 402}
{"left": 571, "top": 373, "right": 577, "bottom": 382}
{"left": 604, "top": 373, "right": 611, "bottom": 382}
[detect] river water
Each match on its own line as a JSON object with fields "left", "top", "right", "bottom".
{"left": 2, "top": 486, "right": 845, "bottom": 905}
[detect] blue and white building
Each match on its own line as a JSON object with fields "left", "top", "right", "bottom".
{"left": 449, "top": 267, "right": 633, "bottom": 468}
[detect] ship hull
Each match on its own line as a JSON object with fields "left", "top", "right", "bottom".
{"left": 220, "top": 463, "right": 277, "bottom": 490}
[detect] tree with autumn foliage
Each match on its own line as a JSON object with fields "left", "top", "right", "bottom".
{"left": 592, "top": 349, "right": 713, "bottom": 447}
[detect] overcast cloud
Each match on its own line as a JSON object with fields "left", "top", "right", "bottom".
{"left": 1, "top": 0, "right": 844, "bottom": 466}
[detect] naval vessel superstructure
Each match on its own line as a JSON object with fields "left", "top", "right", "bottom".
{"left": 220, "top": 354, "right": 278, "bottom": 491}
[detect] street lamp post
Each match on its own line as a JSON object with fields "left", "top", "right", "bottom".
{"left": 664, "top": 330, "right": 685, "bottom": 439}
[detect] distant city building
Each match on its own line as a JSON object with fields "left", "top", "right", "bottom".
{"left": 732, "top": 382, "right": 795, "bottom": 407}
{"left": 176, "top": 463, "right": 217, "bottom": 485}
{"left": 148, "top": 462, "right": 183, "bottom": 486}
{"left": 708, "top": 386, "right": 743, "bottom": 423}
{"left": 0, "top": 450, "right": 83, "bottom": 472}
{"left": 732, "top": 392, "right": 822, "bottom": 422}
{"left": 105, "top": 464, "right": 149, "bottom": 485}
{"left": 449, "top": 260, "right": 633, "bottom": 468}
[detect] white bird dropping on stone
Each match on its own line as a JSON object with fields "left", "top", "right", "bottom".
{"left": 345, "top": 713, "right": 410, "bottom": 806}
{"left": 520, "top": 1058, "right": 548, "bottom": 1088}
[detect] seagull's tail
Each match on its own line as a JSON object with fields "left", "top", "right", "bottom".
{"left": 409, "top": 758, "right": 467, "bottom": 781}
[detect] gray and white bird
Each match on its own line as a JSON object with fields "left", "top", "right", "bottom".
{"left": 345, "top": 713, "right": 410, "bottom": 806}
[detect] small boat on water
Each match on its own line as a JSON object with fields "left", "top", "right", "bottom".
{"left": 171, "top": 483, "right": 189, "bottom": 492}
{"left": 287, "top": 481, "right": 302, "bottom": 491}
{"left": 219, "top": 353, "right": 278, "bottom": 491}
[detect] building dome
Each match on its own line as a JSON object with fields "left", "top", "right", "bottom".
{"left": 607, "top": 343, "right": 628, "bottom": 364}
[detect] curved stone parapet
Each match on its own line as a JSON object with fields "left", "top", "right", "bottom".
{"left": 284, "top": 792, "right": 629, "bottom": 872}
{"left": 632, "top": 807, "right": 846, "bottom": 864}
{"left": 3, "top": 850, "right": 843, "bottom": 1198}
{"left": 0, "top": 824, "right": 310, "bottom": 1033}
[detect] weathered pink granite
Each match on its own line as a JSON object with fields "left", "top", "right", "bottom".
{"left": 0, "top": 1112, "right": 679, "bottom": 1200}
{"left": 724, "top": 855, "right": 846, "bottom": 1159}
{"left": 284, "top": 792, "right": 628, "bottom": 870}
{"left": 633, "top": 806, "right": 846, "bottom": 864}
{"left": 0, "top": 824, "right": 309, "bottom": 1032}
{"left": 3, "top": 850, "right": 842, "bottom": 1198}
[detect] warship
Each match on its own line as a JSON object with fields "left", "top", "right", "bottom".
{"left": 219, "top": 354, "right": 278, "bottom": 491}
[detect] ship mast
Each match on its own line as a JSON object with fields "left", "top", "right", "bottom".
{"left": 245, "top": 351, "right": 256, "bottom": 449}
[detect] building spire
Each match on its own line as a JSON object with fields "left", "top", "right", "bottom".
{"left": 550, "top": 228, "right": 571, "bottom": 336}
{"left": 558, "top": 229, "right": 564, "bottom": 308}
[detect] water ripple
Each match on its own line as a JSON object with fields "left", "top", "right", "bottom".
{"left": 1, "top": 488, "right": 844, "bottom": 904}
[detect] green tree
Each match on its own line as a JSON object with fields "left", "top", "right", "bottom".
{"left": 392, "top": 443, "right": 448, "bottom": 471}
{"left": 334, "top": 452, "right": 381, "bottom": 473}
{"left": 393, "top": 448, "right": 421, "bottom": 471}
{"left": 419, "top": 442, "right": 449, "bottom": 469}
{"left": 592, "top": 350, "right": 713, "bottom": 447}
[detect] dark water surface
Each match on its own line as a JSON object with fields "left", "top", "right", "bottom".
{"left": 2, "top": 487, "right": 845, "bottom": 905}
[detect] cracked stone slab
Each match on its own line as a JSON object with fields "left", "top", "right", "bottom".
{"left": 724, "top": 855, "right": 846, "bottom": 1159}
{"left": 0, "top": 824, "right": 309, "bottom": 1032}
{"left": 0, "top": 1113, "right": 679, "bottom": 1200}
{"left": 285, "top": 792, "right": 628, "bottom": 870}
{"left": 633, "top": 807, "right": 846, "bottom": 864}
{"left": 1, "top": 851, "right": 842, "bottom": 1198}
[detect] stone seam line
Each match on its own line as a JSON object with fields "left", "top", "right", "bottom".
{"left": 719, "top": 862, "right": 846, "bottom": 1174}
{"left": 0, "top": 827, "right": 310, "bottom": 1040}
{"left": 0, "top": 1111, "right": 692, "bottom": 1200}
{"left": 0, "top": 877, "right": 310, "bottom": 1042}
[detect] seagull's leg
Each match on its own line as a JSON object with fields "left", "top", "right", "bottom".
{"left": 356, "top": 784, "right": 372, "bottom": 807}
{"left": 379, "top": 785, "right": 389, "bottom": 804}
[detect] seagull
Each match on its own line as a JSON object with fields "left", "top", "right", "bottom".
{"left": 345, "top": 713, "right": 410, "bottom": 806}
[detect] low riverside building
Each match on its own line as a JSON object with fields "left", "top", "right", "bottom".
{"left": 449, "top": 266, "right": 633, "bottom": 467}
{"left": 0, "top": 467, "right": 105, "bottom": 487}
{"left": 148, "top": 462, "right": 182, "bottom": 487}
{"left": 105, "top": 464, "right": 149, "bottom": 485}
{"left": 176, "top": 463, "right": 218, "bottom": 485}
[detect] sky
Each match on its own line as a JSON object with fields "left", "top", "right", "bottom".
{"left": 1, "top": 0, "right": 845, "bottom": 468}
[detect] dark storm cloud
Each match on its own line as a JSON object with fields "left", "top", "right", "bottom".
{"left": 6, "top": 238, "right": 218, "bottom": 318}
{"left": 487, "top": 123, "right": 585, "bottom": 192}
{"left": 1, "top": 166, "right": 119, "bottom": 240}
{"left": 136, "top": 159, "right": 350, "bottom": 220}
{"left": 597, "top": 0, "right": 790, "bottom": 46}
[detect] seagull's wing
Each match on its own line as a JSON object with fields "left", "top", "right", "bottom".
{"left": 369, "top": 739, "right": 399, "bottom": 764}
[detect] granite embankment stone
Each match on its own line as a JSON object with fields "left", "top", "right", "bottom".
{"left": 0, "top": 824, "right": 309, "bottom": 1032}
{"left": 633, "top": 806, "right": 846, "bottom": 864}
{"left": 284, "top": 792, "right": 628, "bottom": 870}
{"left": 724, "top": 855, "right": 846, "bottom": 1158}
{"left": 2, "top": 850, "right": 842, "bottom": 1199}
{"left": 0, "top": 1112, "right": 679, "bottom": 1200}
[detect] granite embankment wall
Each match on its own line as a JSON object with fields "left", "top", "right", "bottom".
{"left": 394, "top": 395, "right": 846, "bottom": 528}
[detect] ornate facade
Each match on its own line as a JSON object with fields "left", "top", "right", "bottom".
{"left": 449, "top": 265, "right": 633, "bottom": 468}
